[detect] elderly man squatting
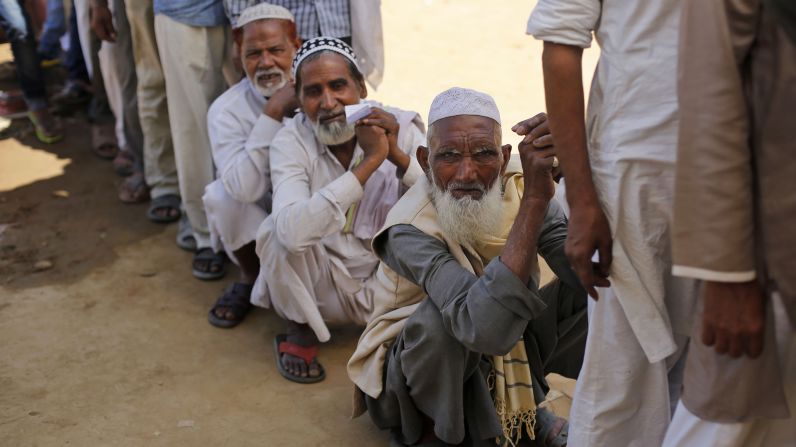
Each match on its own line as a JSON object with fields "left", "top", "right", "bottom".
{"left": 251, "top": 37, "right": 427, "bottom": 383}
{"left": 348, "top": 88, "right": 588, "bottom": 446}
{"left": 202, "top": 4, "right": 301, "bottom": 327}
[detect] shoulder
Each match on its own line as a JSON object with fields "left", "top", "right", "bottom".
{"left": 270, "top": 114, "right": 317, "bottom": 160}
{"left": 208, "top": 79, "right": 256, "bottom": 123}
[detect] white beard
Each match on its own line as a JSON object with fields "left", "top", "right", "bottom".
{"left": 311, "top": 116, "right": 356, "bottom": 146}
{"left": 429, "top": 172, "right": 504, "bottom": 247}
{"left": 248, "top": 66, "right": 288, "bottom": 97}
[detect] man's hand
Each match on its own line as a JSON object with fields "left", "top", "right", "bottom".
{"left": 358, "top": 107, "right": 409, "bottom": 173}
{"left": 514, "top": 113, "right": 556, "bottom": 203}
{"left": 701, "top": 281, "right": 765, "bottom": 358}
{"left": 90, "top": 5, "right": 117, "bottom": 42}
{"left": 566, "top": 204, "right": 612, "bottom": 299}
{"left": 351, "top": 124, "right": 388, "bottom": 185}
{"left": 263, "top": 83, "right": 299, "bottom": 121}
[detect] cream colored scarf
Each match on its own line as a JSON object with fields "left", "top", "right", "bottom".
{"left": 466, "top": 173, "right": 537, "bottom": 446}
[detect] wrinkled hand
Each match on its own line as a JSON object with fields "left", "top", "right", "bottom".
{"left": 90, "top": 5, "right": 116, "bottom": 42}
{"left": 355, "top": 123, "right": 389, "bottom": 163}
{"left": 263, "top": 82, "right": 299, "bottom": 121}
{"left": 566, "top": 203, "right": 612, "bottom": 299}
{"left": 701, "top": 281, "right": 765, "bottom": 358}
{"left": 514, "top": 113, "right": 556, "bottom": 202}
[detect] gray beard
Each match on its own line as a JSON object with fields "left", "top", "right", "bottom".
{"left": 311, "top": 118, "right": 356, "bottom": 146}
{"left": 247, "top": 67, "right": 288, "bottom": 98}
{"left": 429, "top": 171, "right": 504, "bottom": 247}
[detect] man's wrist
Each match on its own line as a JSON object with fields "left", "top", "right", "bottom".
{"left": 263, "top": 103, "right": 284, "bottom": 122}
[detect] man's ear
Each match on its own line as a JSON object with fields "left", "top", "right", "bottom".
{"left": 233, "top": 28, "right": 244, "bottom": 49}
{"left": 417, "top": 146, "right": 430, "bottom": 173}
{"left": 500, "top": 144, "right": 512, "bottom": 173}
{"left": 359, "top": 78, "right": 368, "bottom": 100}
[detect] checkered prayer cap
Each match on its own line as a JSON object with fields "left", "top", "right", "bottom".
{"left": 428, "top": 87, "right": 501, "bottom": 127}
{"left": 235, "top": 3, "right": 294, "bottom": 29}
{"left": 291, "top": 37, "right": 359, "bottom": 79}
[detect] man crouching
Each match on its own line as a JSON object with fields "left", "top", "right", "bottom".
{"left": 252, "top": 38, "right": 426, "bottom": 383}
{"left": 348, "top": 88, "right": 587, "bottom": 446}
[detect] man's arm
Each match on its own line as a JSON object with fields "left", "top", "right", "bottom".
{"left": 90, "top": 0, "right": 116, "bottom": 42}
{"left": 376, "top": 225, "right": 547, "bottom": 355}
{"left": 673, "top": 0, "right": 763, "bottom": 358}
{"left": 269, "top": 123, "right": 388, "bottom": 253}
{"left": 208, "top": 100, "right": 282, "bottom": 203}
{"left": 540, "top": 43, "right": 612, "bottom": 299}
{"left": 536, "top": 199, "right": 585, "bottom": 294}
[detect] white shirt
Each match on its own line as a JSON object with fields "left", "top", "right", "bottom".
{"left": 269, "top": 102, "right": 426, "bottom": 279}
{"left": 207, "top": 78, "right": 284, "bottom": 203}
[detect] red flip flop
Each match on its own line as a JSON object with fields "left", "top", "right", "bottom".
{"left": 273, "top": 333, "right": 325, "bottom": 384}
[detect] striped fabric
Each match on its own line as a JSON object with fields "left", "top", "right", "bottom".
{"left": 224, "top": 0, "right": 351, "bottom": 38}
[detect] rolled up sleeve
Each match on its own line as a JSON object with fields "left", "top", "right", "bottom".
{"left": 526, "top": 0, "right": 601, "bottom": 48}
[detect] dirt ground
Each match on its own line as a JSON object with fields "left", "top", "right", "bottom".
{"left": 0, "top": 1, "right": 597, "bottom": 445}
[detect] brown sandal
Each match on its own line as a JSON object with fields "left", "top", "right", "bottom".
{"left": 118, "top": 172, "right": 150, "bottom": 204}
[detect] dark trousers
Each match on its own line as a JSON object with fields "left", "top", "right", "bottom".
{"left": 0, "top": 0, "right": 48, "bottom": 110}
{"left": 366, "top": 278, "right": 588, "bottom": 447}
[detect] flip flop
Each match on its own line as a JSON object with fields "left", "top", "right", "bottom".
{"left": 147, "top": 194, "right": 181, "bottom": 224}
{"left": 118, "top": 172, "right": 150, "bottom": 204}
{"left": 273, "top": 333, "right": 326, "bottom": 384}
{"left": 192, "top": 247, "right": 227, "bottom": 280}
{"left": 175, "top": 215, "right": 196, "bottom": 251}
{"left": 91, "top": 124, "right": 119, "bottom": 160}
{"left": 207, "top": 283, "right": 253, "bottom": 328}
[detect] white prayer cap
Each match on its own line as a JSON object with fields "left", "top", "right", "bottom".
{"left": 235, "top": 3, "right": 295, "bottom": 29}
{"left": 292, "top": 37, "right": 359, "bottom": 79}
{"left": 428, "top": 87, "right": 501, "bottom": 127}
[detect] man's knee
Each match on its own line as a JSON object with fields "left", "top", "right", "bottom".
{"left": 401, "top": 300, "right": 464, "bottom": 363}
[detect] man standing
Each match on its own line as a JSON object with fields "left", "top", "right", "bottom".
{"left": 203, "top": 4, "right": 301, "bottom": 328}
{"left": 155, "top": 0, "right": 230, "bottom": 279}
{"left": 528, "top": 0, "right": 698, "bottom": 445}
{"left": 662, "top": 1, "right": 795, "bottom": 445}
{"left": 124, "top": 0, "right": 181, "bottom": 226}
{"left": 252, "top": 38, "right": 426, "bottom": 383}
{"left": 348, "top": 88, "right": 586, "bottom": 447}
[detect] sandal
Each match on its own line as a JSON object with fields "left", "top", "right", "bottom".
{"left": 112, "top": 150, "right": 136, "bottom": 177}
{"left": 534, "top": 407, "right": 569, "bottom": 447}
{"left": 273, "top": 333, "right": 326, "bottom": 384}
{"left": 146, "top": 193, "right": 181, "bottom": 224}
{"left": 175, "top": 214, "right": 196, "bottom": 251}
{"left": 91, "top": 123, "right": 119, "bottom": 160}
{"left": 118, "top": 172, "right": 150, "bottom": 204}
{"left": 28, "top": 109, "right": 63, "bottom": 144}
{"left": 192, "top": 247, "right": 227, "bottom": 280}
{"left": 207, "top": 283, "right": 253, "bottom": 328}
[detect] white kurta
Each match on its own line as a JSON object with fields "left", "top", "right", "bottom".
{"left": 252, "top": 102, "right": 426, "bottom": 342}
{"left": 528, "top": 0, "right": 698, "bottom": 445}
{"left": 203, "top": 78, "right": 283, "bottom": 256}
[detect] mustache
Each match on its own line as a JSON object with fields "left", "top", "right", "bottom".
{"left": 317, "top": 109, "right": 344, "bottom": 121}
{"left": 446, "top": 181, "right": 486, "bottom": 194}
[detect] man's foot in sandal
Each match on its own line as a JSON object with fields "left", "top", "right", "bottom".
{"left": 207, "top": 283, "right": 253, "bottom": 328}
{"left": 118, "top": 172, "right": 150, "bottom": 204}
{"left": 192, "top": 247, "right": 227, "bottom": 280}
{"left": 91, "top": 124, "right": 119, "bottom": 160}
{"left": 274, "top": 321, "right": 325, "bottom": 383}
{"left": 112, "top": 150, "right": 136, "bottom": 177}
{"left": 147, "top": 193, "right": 181, "bottom": 223}
{"left": 28, "top": 109, "right": 63, "bottom": 144}
{"left": 532, "top": 408, "right": 569, "bottom": 447}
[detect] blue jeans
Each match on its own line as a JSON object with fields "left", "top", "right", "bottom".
{"left": 37, "top": 0, "right": 66, "bottom": 60}
{"left": 0, "top": 0, "right": 48, "bottom": 110}
{"left": 65, "top": 1, "right": 89, "bottom": 83}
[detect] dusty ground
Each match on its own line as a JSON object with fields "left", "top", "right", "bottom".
{"left": 0, "top": 1, "right": 597, "bottom": 445}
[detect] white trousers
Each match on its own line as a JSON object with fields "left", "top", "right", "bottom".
{"left": 252, "top": 217, "right": 375, "bottom": 342}
{"left": 202, "top": 179, "right": 268, "bottom": 260}
{"left": 568, "top": 286, "right": 690, "bottom": 447}
{"left": 154, "top": 14, "right": 229, "bottom": 248}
